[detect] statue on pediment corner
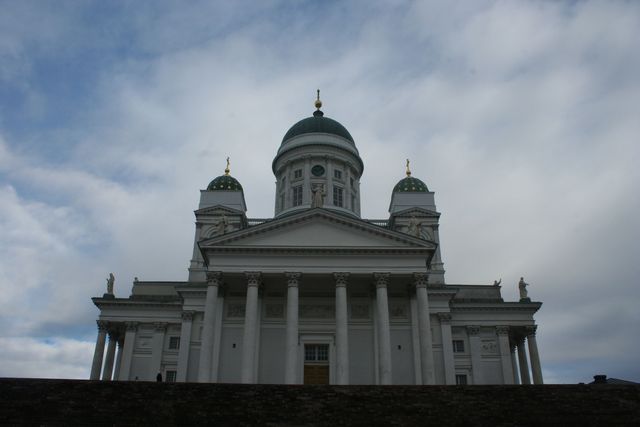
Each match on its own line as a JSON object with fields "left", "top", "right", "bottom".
{"left": 106, "top": 273, "right": 115, "bottom": 295}
{"left": 519, "top": 277, "right": 530, "bottom": 300}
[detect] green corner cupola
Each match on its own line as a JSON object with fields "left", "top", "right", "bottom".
{"left": 393, "top": 159, "right": 429, "bottom": 192}
{"left": 200, "top": 157, "right": 247, "bottom": 212}
{"left": 207, "top": 157, "right": 243, "bottom": 191}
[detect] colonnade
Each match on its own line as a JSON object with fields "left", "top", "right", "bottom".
{"left": 509, "top": 325, "right": 544, "bottom": 384}
{"left": 91, "top": 272, "right": 542, "bottom": 385}
{"left": 193, "top": 271, "right": 438, "bottom": 385}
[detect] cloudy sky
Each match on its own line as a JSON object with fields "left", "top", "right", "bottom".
{"left": 1, "top": 0, "right": 638, "bottom": 383}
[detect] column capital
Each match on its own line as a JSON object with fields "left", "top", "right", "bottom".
{"left": 97, "top": 320, "right": 109, "bottom": 332}
{"left": 334, "top": 272, "right": 349, "bottom": 288}
{"left": 373, "top": 272, "right": 390, "bottom": 288}
{"left": 245, "top": 271, "right": 262, "bottom": 287}
{"left": 525, "top": 325, "right": 538, "bottom": 337}
{"left": 467, "top": 325, "right": 481, "bottom": 336}
{"left": 125, "top": 321, "right": 138, "bottom": 332}
{"left": 285, "top": 272, "right": 301, "bottom": 287}
{"left": 496, "top": 326, "right": 510, "bottom": 336}
{"left": 437, "top": 312, "right": 452, "bottom": 323}
{"left": 107, "top": 330, "right": 120, "bottom": 341}
{"left": 181, "top": 311, "right": 195, "bottom": 321}
{"left": 206, "top": 271, "right": 223, "bottom": 286}
{"left": 413, "top": 272, "right": 429, "bottom": 288}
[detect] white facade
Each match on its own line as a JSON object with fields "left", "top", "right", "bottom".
{"left": 91, "top": 101, "right": 543, "bottom": 385}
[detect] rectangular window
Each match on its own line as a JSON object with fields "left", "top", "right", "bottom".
{"left": 333, "top": 186, "right": 343, "bottom": 207}
{"left": 168, "top": 336, "right": 180, "bottom": 350}
{"left": 304, "top": 344, "right": 330, "bottom": 362}
{"left": 294, "top": 169, "right": 302, "bottom": 179}
{"left": 455, "top": 374, "right": 467, "bottom": 385}
{"left": 293, "top": 186, "right": 303, "bottom": 206}
{"left": 280, "top": 193, "right": 285, "bottom": 209}
{"left": 334, "top": 169, "right": 342, "bottom": 180}
{"left": 350, "top": 177, "right": 354, "bottom": 187}
{"left": 453, "top": 340, "right": 465, "bottom": 353}
{"left": 166, "top": 370, "right": 177, "bottom": 383}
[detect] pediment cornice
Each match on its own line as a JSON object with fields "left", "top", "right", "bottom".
{"left": 198, "top": 208, "right": 437, "bottom": 250}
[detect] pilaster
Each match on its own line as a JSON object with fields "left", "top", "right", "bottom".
{"left": 177, "top": 311, "right": 194, "bottom": 382}
{"left": 438, "top": 313, "right": 455, "bottom": 385}
{"left": 468, "top": 326, "right": 483, "bottom": 384}
{"left": 496, "top": 326, "right": 514, "bottom": 384}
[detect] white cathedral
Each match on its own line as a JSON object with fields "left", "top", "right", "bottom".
{"left": 90, "top": 95, "right": 543, "bottom": 386}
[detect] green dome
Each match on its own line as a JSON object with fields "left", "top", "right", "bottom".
{"left": 207, "top": 174, "right": 243, "bottom": 191}
{"left": 282, "top": 110, "right": 354, "bottom": 144}
{"left": 393, "top": 176, "right": 429, "bottom": 193}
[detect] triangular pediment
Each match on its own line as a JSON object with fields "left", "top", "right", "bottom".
{"left": 195, "top": 205, "right": 245, "bottom": 216}
{"left": 199, "top": 208, "right": 436, "bottom": 250}
{"left": 391, "top": 207, "right": 441, "bottom": 219}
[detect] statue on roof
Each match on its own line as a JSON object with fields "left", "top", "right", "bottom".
{"left": 106, "top": 273, "right": 115, "bottom": 295}
{"left": 518, "top": 277, "right": 529, "bottom": 300}
{"left": 493, "top": 278, "right": 502, "bottom": 286}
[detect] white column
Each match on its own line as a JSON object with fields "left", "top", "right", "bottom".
{"left": 510, "top": 344, "right": 520, "bottom": 385}
{"left": 334, "top": 272, "right": 350, "bottom": 385}
{"left": 438, "top": 313, "right": 455, "bottom": 385}
{"left": 198, "top": 271, "right": 222, "bottom": 382}
{"left": 415, "top": 273, "right": 436, "bottom": 385}
{"left": 468, "top": 326, "right": 483, "bottom": 384}
{"left": 284, "top": 272, "right": 300, "bottom": 384}
{"left": 241, "top": 272, "right": 261, "bottom": 383}
{"left": 101, "top": 331, "right": 118, "bottom": 380}
{"left": 517, "top": 337, "right": 531, "bottom": 384}
{"left": 496, "top": 326, "right": 514, "bottom": 384}
{"left": 177, "top": 311, "right": 194, "bottom": 382}
{"left": 90, "top": 320, "right": 108, "bottom": 380}
{"left": 113, "top": 338, "right": 124, "bottom": 381}
{"left": 409, "top": 294, "right": 422, "bottom": 385}
{"left": 374, "top": 272, "right": 392, "bottom": 385}
{"left": 118, "top": 321, "right": 137, "bottom": 380}
{"left": 150, "top": 322, "right": 167, "bottom": 380}
{"left": 211, "top": 292, "right": 225, "bottom": 382}
{"left": 526, "top": 326, "right": 543, "bottom": 384}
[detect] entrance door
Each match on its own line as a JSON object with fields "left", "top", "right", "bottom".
{"left": 303, "top": 344, "right": 330, "bottom": 384}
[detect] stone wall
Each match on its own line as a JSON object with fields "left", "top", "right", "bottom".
{"left": 1, "top": 378, "right": 639, "bottom": 426}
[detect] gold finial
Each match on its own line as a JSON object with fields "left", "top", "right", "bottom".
{"left": 224, "top": 157, "right": 230, "bottom": 176}
{"left": 315, "top": 89, "right": 322, "bottom": 110}
{"left": 406, "top": 159, "right": 411, "bottom": 177}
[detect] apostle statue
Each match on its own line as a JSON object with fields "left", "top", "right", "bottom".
{"left": 106, "top": 273, "right": 115, "bottom": 295}
{"left": 216, "top": 215, "right": 229, "bottom": 235}
{"left": 407, "top": 216, "right": 421, "bottom": 237}
{"left": 311, "top": 184, "right": 325, "bottom": 208}
{"left": 493, "top": 278, "right": 502, "bottom": 287}
{"left": 518, "top": 277, "right": 529, "bottom": 300}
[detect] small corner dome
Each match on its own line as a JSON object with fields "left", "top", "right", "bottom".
{"left": 281, "top": 111, "right": 355, "bottom": 145}
{"left": 207, "top": 174, "right": 243, "bottom": 191}
{"left": 393, "top": 176, "right": 429, "bottom": 193}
